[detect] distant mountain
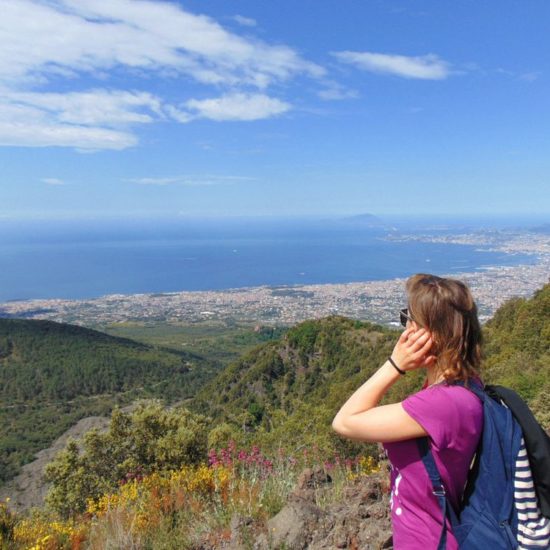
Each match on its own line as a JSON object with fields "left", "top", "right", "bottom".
{"left": 340, "top": 213, "right": 387, "bottom": 227}
{"left": 336, "top": 213, "right": 392, "bottom": 229}
{"left": 0, "top": 318, "right": 220, "bottom": 483}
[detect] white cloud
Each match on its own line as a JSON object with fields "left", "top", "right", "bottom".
{"left": 2, "top": 0, "right": 323, "bottom": 88}
{"left": 162, "top": 105, "right": 193, "bottom": 124}
{"left": 0, "top": 123, "right": 136, "bottom": 150}
{"left": 0, "top": 89, "right": 163, "bottom": 149}
{"left": 0, "top": 0, "right": 323, "bottom": 149}
{"left": 519, "top": 71, "right": 541, "bottom": 82}
{"left": 496, "top": 68, "right": 541, "bottom": 83}
{"left": 186, "top": 93, "right": 291, "bottom": 121}
{"left": 232, "top": 15, "right": 257, "bottom": 27}
{"left": 42, "top": 177, "right": 66, "bottom": 185}
{"left": 4, "top": 90, "right": 162, "bottom": 127}
{"left": 0, "top": 88, "right": 291, "bottom": 149}
{"left": 0, "top": 100, "right": 137, "bottom": 150}
{"left": 127, "top": 175, "right": 256, "bottom": 186}
{"left": 333, "top": 51, "right": 450, "bottom": 80}
{"left": 317, "top": 82, "right": 359, "bottom": 101}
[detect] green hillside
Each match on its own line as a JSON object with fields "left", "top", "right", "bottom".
{"left": 189, "top": 284, "right": 550, "bottom": 456}
{"left": 0, "top": 318, "right": 220, "bottom": 483}
{"left": 101, "top": 320, "right": 287, "bottom": 368}
{"left": 482, "top": 283, "right": 550, "bottom": 422}
{"left": 2, "top": 283, "right": 548, "bottom": 487}
{"left": 189, "top": 316, "right": 426, "bottom": 457}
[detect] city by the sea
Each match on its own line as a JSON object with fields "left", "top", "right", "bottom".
{"left": 0, "top": 216, "right": 543, "bottom": 303}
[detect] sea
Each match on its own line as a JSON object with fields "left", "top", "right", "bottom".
{"left": 0, "top": 216, "right": 539, "bottom": 302}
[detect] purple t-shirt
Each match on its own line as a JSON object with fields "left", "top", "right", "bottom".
{"left": 383, "top": 383, "right": 483, "bottom": 549}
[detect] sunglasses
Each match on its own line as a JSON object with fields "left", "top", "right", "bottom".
{"left": 400, "top": 308, "right": 414, "bottom": 327}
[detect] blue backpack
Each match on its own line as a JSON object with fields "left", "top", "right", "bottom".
{"left": 416, "top": 382, "right": 538, "bottom": 549}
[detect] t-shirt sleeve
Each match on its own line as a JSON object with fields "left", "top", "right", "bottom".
{"left": 402, "top": 386, "right": 459, "bottom": 450}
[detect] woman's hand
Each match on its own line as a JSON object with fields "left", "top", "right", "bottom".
{"left": 390, "top": 326, "right": 435, "bottom": 372}
{"left": 332, "top": 323, "right": 435, "bottom": 443}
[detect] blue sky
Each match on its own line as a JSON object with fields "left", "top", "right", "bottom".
{"left": 1, "top": 0, "right": 549, "bottom": 219}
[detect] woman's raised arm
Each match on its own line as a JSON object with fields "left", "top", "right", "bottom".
{"left": 331, "top": 327, "right": 434, "bottom": 443}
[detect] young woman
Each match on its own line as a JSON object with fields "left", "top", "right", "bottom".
{"left": 332, "top": 273, "right": 484, "bottom": 549}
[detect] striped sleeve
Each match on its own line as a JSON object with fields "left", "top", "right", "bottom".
{"left": 515, "top": 438, "right": 550, "bottom": 549}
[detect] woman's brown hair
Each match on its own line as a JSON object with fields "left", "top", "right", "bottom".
{"left": 406, "top": 273, "right": 482, "bottom": 383}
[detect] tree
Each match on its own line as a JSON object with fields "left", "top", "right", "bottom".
{"left": 45, "top": 400, "right": 212, "bottom": 517}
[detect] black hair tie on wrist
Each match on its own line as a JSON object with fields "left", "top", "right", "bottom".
{"left": 389, "top": 356, "right": 406, "bottom": 375}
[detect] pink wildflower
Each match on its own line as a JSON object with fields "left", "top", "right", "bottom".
{"left": 219, "top": 448, "right": 232, "bottom": 467}
{"left": 237, "top": 450, "right": 248, "bottom": 461}
{"left": 208, "top": 449, "right": 219, "bottom": 467}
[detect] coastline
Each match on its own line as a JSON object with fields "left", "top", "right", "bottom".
{"left": 1, "top": 231, "right": 548, "bottom": 327}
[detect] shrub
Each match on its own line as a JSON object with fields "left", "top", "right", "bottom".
{"left": 45, "top": 401, "right": 211, "bottom": 517}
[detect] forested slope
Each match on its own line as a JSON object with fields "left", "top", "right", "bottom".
{"left": 482, "top": 283, "right": 550, "bottom": 422}
{"left": 189, "top": 283, "right": 550, "bottom": 456}
{"left": 189, "top": 316, "right": 426, "bottom": 457}
{"left": 0, "top": 319, "right": 219, "bottom": 482}
{"left": 3, "top": 283, "right": 547, "bottom": 486}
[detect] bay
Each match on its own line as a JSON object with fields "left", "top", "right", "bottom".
{"left": 0, "top": 218, "right": 536, "bottom": 302}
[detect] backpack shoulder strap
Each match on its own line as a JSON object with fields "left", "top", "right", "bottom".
{"left": 416, "top": 437, "right": 460, "bottom": 550}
